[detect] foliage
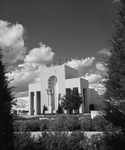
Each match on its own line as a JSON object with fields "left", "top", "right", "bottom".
{"left": 80, "top": 118, "right": 92, "bottom": 131}
{"left": 38, "top": 131, "right": 87, "bottom": 150}
{"left": 61, "top": 89, "right": 83, "bottom": 114}
{"left": 103, "top": 132, "right": 125, "bottom": 150}
{"left": 14, "top": 120, "right": 40, "bottom": 132}
{"left": 66, "top": 131, "right": 86, "bottom": 150}
{"left": 13, "top": 131, "right": 108, "bottom": 150}
{"left": 50, "top": 117, "right": 65, "bottom": 131}
{"left": 92, "top": 116, "right": 108, "bottom": 131}
{"left": 0, "top": 49, "right": 15, "bottom": 149}
{"left": 80, "top": 134, "right": 106, "bottom": 150}
{"left": 102, "top": 0, "right": 125, "bottom": 149}
{"left": 56, "top": 104, "right": 63, "bottom": 114}
{"left": 50, "top": 116, "right": 81, "bottom": 131}
{"left": 13, "top": 115, "right": 115, "bottom": 132}
{"left": 14, "top": 132, "right": 36, "bottom": 150}
{"left": 64, "top": 116, "right": 81, "bottom": 131}
{"left": 39, "top": 119, "right": 49, "bottom": 131}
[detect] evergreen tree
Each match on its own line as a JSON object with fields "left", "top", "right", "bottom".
{"left": 57, "top": 104, "right": 63, "bottom": 114}
{"left": 0, "top": 49, "right": 15, "bottom": 150}
{"left": 103, "top": 1, "right": 125, "bottom": 149}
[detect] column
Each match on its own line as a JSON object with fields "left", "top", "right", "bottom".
{"left": 48, "top": 94, "right": 52, "bottom": 113}
{"left": 29, "top": 92, "right": 34, "bottom": 115}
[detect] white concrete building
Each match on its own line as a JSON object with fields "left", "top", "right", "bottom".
{"left": 29, "top": 65, "right": 103, "bottom": 115}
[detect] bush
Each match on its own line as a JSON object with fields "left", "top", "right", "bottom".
{"left": 37, "top": 131, "right": 87, "bottom": 150}
{"left": 14, "top": 120, "right": 41, "bottom": 132}
{"left": 39, "top": 119, "right": 49, "bottom": 131}
{"left": 80, "top": 118, "right": 92, "bottom": 131}
{"left": 39, "top": 132, "right": 68, "bottom": 150}
{"left": 64, "top": 116, "right": 81, "bottom": 131}
{"left": 67, "top": 131, "right": 86, "bottom": 150}
{"left": 92, "top": 116, "right": 106, "bottom": 131}
{"left": 50, "top": 117, "right": 65, "bottom": 131}
{"left": 13, "top": 122, "right": 21, "bottom": 132}
{"left": 50, "top": 116, "right": 81, "bottom": 131}
{"left": 80, "top": 133, "right": 105, "bottom": 150}
{"left": 92, "top": 116, "right": 115, "bottom": 132}
{"left": 14, "top": 132, "right": 36, "bottom": 150}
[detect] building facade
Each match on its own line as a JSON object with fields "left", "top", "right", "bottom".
{"left": 29, "top": 65, "right": 103, "bottom": 115}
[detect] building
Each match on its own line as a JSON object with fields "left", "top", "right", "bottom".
{"left": 29, "top": 64, "right": 103, "bottom": 115}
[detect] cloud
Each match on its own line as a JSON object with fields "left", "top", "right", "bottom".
{"left": 83, "top": 73, "right": 102, "bottom": 84}
{"left": 24, "top": 43, "right": 55, "bottom": 66}
{"left": 6, "top": 65, "right": 41, "bottom": 96}
{"left": 7, "top": 43, "right": 55, "bottom": 97}
{"left": 98, "top": 49, "right": 111, "bottom": 56}
{"left": 96, "top": 62, "right": 106, "bottom": 72}
{"left": 6, "top": 42, "right": 55, "bottom": 97}
{"left": 0, "top": 20, "right": 26, "bottom": 63}
{"left": 89, "top": 83, "right": 106, "bottom": 95}
{"left": 113, "top": 0, "right": 120, "bottom": 3}
{"left": 66, "top": 57, "right": 95, "bottom": 70}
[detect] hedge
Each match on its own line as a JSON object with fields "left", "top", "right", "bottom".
{"left": 14, "top": 132, "right": 105, "bottom": 150}
{"left": 13, "top": 116, "right": 113, "bottom": 132}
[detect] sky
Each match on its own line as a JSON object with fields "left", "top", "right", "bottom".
{"left": 0, "top": 0, "right": 120, "bottom": 97}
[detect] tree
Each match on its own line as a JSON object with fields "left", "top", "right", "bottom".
{"left": 61, "top": 89, "right": 83, "bottom": 114}
{"left": 0, "top": 49, "right": 15, "bottom": 150}
{"left": 57, "top": 104, "right": 63, "bottom": 114}
{"left": 102, "top": 1, "right": 125, "bottom": 149}
{"left": 43, "top": 105, "right": 48, "bottom": 114}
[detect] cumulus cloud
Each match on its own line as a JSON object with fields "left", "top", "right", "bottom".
{"left": 6, "top": 42, "right": 55, "bottom": 97}
{"left": 83, "top": 73, "right": 102, "bottom": 84}
{"left": 66, "top": 57, "right": 95, "bottom": 70}
{"left": 0, "top": 20, "right": 26, "bottom": 63}
{"left": 89, "top": 83, "right": 106, "bottom": 95}
{"left": 6, "top": 65, "right": 41, "bottom": 96}
{"left": 24, "top": 43, "right": 55, "bottom": 66}
{"left": 98, "top": 49, "right": 111, "bottom": 56}
{"left": 96, "top": 62, "right": 106, "bottom": 72}
{"left": 1, "top": 21, "right": 56, "bottom": 97}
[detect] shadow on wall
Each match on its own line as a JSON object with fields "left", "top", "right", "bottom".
{"left": 89, "top": 89, "right": 104, "bottom": 112}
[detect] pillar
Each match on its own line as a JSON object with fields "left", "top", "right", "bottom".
{"left": 48, "top": 94, "right": 53, "bottom": 113}
{"left": 29, "top": 92, "right": 34, "bottom": 115}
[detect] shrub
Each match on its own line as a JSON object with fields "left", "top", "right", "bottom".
{"left": 56, "top": 104, "right": 63, "bottom": 114}
{"left": 80, "top": 118, "right": 92, "bottom": 131}
{"left": 64, "top": 116, "right": 81, "bottom": 131}
{"left": 38, "top": 131, "right": 87, "bottom": 150}
{"left": 92, "top": 116, "right": 116, "bottom": 132}
{"left": 50, "top": 117, "right": 65, "bottom": 131}
{"left": 67, "top": 131, "right": 86, "bottom": 150}
{"left": 92, "top": 116, "right": 106, "bottom": 131}
{"left": 80, "top": 133, "right": 105, "bottom": 150}
{"left": 39, "top": 119, "right": 49, "bottom": 131}
{"left": 39, "top": 132, "right": 68, "bottom": 150}
{"left": 13, "top": 122, "right": 21, "bottom": 132}
{"left": 14, "top": 120, "right": 41, "bottom": 132}
{"left": 50, "top": 116, "right": 81, "bottom": 131}
{"left": 14, "top": 132, "right": 36, "bottom": 150}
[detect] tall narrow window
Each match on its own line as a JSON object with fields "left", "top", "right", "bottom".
{"left": 83, "top": 88, "right": 86, "bottom": 106}
{"left": 36, "top": 91, "right": 41, "bottom": 115}
{"left": 66, "top": 88, "right": 71, "bottom": 94}
{"left": 73, "top": 87, "right": 78, "bottom": 95}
